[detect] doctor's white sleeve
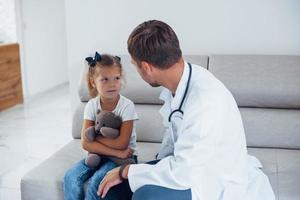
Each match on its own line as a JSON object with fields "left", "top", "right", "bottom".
{"left": 128, "top": 97, "right": 220, "bottom": 191}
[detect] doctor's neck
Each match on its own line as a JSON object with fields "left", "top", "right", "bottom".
{"left": 159, "top": 58, "right": 185, "bottom": 96}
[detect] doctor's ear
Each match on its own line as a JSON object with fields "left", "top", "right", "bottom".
{"left": 140, "top": 61, "right": 154, "bottom": 74}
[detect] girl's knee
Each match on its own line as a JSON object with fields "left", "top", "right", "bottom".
{"left": 64, "top": 167, "right": 84, "bottom": 188}
{"left": 92, "top": 161, "right": 117, "bottom": 181}
{"left": 63, "top": 169, "right": 84, "bottom": 199}
{"left": 86, "top": 161, "right": 117, "bottom": 198}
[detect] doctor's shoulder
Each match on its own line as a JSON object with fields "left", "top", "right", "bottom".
{"left": 185, "top": 81, "right": 227, "bottom": 114}
{"left": 191, "top": 65, "right": 233, "bottom": 98}
{"left": 191, "top": 64, "right": 219, "bottom": 83}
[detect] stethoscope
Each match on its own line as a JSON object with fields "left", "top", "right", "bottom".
{"left": 168, "top": 63, "right": 192, "bottom": 122}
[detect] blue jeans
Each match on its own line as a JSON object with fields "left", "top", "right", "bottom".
{"left": 63, "top": 158, "right": 117, "bottom": 200}
{"left": 64, "top": 156, "right": 137, "bottom": 200}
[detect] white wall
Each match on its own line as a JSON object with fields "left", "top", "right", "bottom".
{"left": 0, "top": 0, "right": 17, "bottom": 43}
{"left": 64, "top": 0, "right": 300, "bottom": 109}
{"left": 16, "top": 0, "right": 69, "bottom": 99}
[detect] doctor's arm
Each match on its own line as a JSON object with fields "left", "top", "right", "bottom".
{"left": 98, "top": 99, "right": 219, "bottom": 197}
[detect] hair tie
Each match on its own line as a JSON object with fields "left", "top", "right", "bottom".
{"left": 85, "top": 51, "right": 102, "bottom": 67}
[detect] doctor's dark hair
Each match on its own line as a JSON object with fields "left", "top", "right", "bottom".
{"left": 86, "top": 53, "right": 123, "bottom": 98}
{"left": 127, "top": 20, "right": 182, "bottom": 69}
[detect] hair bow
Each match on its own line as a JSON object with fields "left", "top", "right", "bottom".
{"left": 115, "top": 56, "right": 121, "bottom": 62}
{"left": 85, "top": 51, "right": 102, "bottom": 67}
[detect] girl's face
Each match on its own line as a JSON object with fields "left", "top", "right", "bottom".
{"left": 91, "top": 65, "right": 122, "bottom": 100}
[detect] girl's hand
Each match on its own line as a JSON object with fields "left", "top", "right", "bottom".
{"left": 117, "top": 148, "right": 133, "bottom": 159}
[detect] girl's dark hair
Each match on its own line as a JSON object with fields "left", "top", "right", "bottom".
{"left": 127, "top": 20, "right": 182, "bottom": 69}
{"left": 86, "top": 54, "right": 122, "bottom": 98}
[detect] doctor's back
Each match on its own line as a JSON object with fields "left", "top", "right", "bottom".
{"left": 163, "top": 63, "right": 275, "bottom": 200}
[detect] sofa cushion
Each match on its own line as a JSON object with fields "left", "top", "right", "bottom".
{"left": 276, "top": 149, "right": 300, "bottom": 200}
{"left": 72, "top": 103, "right": 85, "bottom": 139}
{"left": 21, "top": 140, "right": 85, "bottom": 200}
{"left": 78, "top": 55, "right": 209, "bottom": 103}
{"left": 73, "top": 104, "right": 300, "bottom": 149}
{"left": 248, "top": 148, "right": 300, "bottom": 199}
{"left": 136, "top": 142, "right": 160, "bottom": 163}
{"left": 134, "top": 105, "right": 165, "bottom": 143}
{"left": 240, "top": 107, "right": 300, "bottom": 149}
{"left": 21, "top": 139, "right": 300, "bottom": 200}
{"left": 209, "top": 55, "right": 300, "bottom": 109}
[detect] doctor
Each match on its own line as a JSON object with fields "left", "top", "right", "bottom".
{"left": 97, "top": 20, "right": 275, "bottom": 200}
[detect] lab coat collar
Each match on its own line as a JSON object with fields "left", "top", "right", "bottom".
{"left": 158, "top": 61, "right": 190, "bottom": 115}
{"left": 171, "top": 62, "right": 190, "bottom": 110}
{"left": 158, "top": 62, "right": 190, "bottom": 109}
{"left": 159, "top": 88, "right": 170, "bottom": 102}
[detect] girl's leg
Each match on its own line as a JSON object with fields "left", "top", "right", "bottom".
{"left": 63, "top": 159, "right": 96, "bottom": 200}
{"left": 85, "top": 159, "right": 117, "bottom": 200}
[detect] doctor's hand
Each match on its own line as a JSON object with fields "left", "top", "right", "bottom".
{"left": 97, "top": 165, "right": 130, "bottom": 198}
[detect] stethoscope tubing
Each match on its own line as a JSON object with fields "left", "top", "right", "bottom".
{"left": 168, "top": 63, "right": 192, "bottom": 122}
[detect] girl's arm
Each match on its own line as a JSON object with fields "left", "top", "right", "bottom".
{"left": 95, "top": 120, "right": 134, "bottom": 150}
{"left": 81, "top": 119, "right": 132, "bottom": 158}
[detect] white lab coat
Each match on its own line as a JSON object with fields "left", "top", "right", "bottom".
{"left": 128, "top": 62, "right": 275, "bottom": 200}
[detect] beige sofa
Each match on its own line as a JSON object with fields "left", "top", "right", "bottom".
{"left": 21, "top": 55, "right": 300, "bottom": 200}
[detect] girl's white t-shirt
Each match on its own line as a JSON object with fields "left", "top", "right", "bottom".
{"left": 84, "top": 95, "right": 138, "bottom": 155}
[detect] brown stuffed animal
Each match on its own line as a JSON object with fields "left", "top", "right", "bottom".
{"left": 84, "top": 110, "right": 136, "bottom": 168}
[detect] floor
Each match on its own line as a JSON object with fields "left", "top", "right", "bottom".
{"left": 0, "top": 84, "right": 73, "bottom": 200}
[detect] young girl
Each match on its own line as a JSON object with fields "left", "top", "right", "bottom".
{"left": 63, "top": 52, "right": 138, "bottom": 200}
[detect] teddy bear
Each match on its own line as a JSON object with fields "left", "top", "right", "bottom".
{"left": 84, "top": 110, "right": 136, "bottom": 168}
